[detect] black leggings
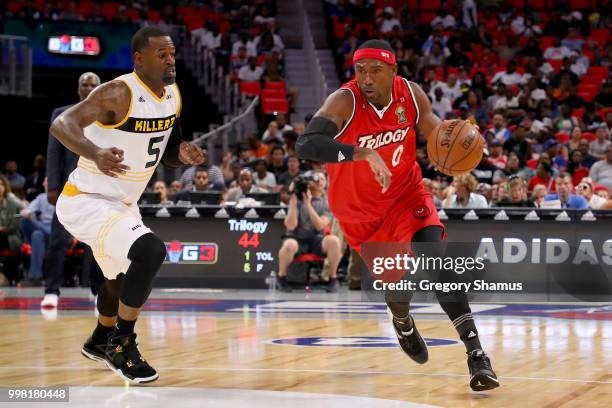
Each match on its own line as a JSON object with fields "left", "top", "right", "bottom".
{"left": 385, "top": 226, "right": 472, "bottom": 321}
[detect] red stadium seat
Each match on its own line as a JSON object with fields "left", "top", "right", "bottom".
{"left": 355, "top": 23, "right": 374, "bottom": 37}
{"left": 510, "top": 0, "right": 526, "bottom": 9}
{"left": 547, "top": 59, "right": 563, "bottom": 72}
{"left": 540, "top": 37, "right": 555, "bottom": 51}
{"left": 261, "top": 98, "right": 289, "bottom": 115}
{"left": 447, "top": 67, "right": 459, "bottom": 76}
{"left": 177, "top": 5, "right": 197, "bottom": 17}
{"left": 421, "top": 0, "right": 441, "bottom": 11}
{"left": 126, "top": 8, "right": 140, "bottom": 22}
{"left": 419, "top": 13, "right": 437, "bottom": 25}
{"left": 239, "top": 81, "right": 261, "bottom": 97}
{"left": 218, "top": 20, "right": 231, "bottom": 34}
{"left": 577, "top": 83, "right": 599, "bottom": 95}
{"left": 334, "top": 22, "right": 346, "bottom": 39}
{"left": 435, "top": 67, "right": 444, "bottom": 81}
{"left": 581, "top": 132, "right": 596, "bottom": 142}
{"left": 148, "top": 10, "right": 161, "bottom": 23}
{"left": 262, "top": 89, "right": 287, "bottom": 99}
{"left": 185, "top": 15, "right": 204, "bottom": 31}
{"left": 78, "top": 1, "right": 94, "bottom": 16}
{"left": 571, "top": 108, "right": 584, "bottom": 119}
{"left": 598, "top": 107, "right": 612, "bottom": 117}
{"left": 530, "top": 0, "right": 549, "bottom": 10}
{"left": 588, "top": 66, "right": 609, "bottom": 78}
{"left": 569, "top": 0, "right": 591, "bottom": 9}
{"left": 265, "top": 81, "right": 286, "bottom": 90}
{"left": 101, "top": 3, "right": 120, "bottom": 20}
{"left": 556, "top": 132, "right": 570, "bottom": 144}
{"left": 578, "top": 92, "right": 594, "bottom": 102}
{"left": 256, "top": 55, "right": 266, "bottom": 66}
{"left": 581, "top": 75, "right": 605, "bottom": 86}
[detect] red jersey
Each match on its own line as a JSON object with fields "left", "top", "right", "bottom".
{"left": 327, "top": 76, "right": 423, "bottom": 222}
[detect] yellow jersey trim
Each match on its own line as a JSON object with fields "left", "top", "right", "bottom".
{"left": 172, "top": 83, "right": 182, "bottom": 117}
{"left": 95, "top": 80, "right": 133, "bottom": 129}
{"left": 132, "top": 71, "right": 165, "bottom": 102}
{"left": 62, "top": 182, "right": 82, "bottom": 197}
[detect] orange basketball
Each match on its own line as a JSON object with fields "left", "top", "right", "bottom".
{"left": 427, "top": 119, "right": 485, "bottom": 176}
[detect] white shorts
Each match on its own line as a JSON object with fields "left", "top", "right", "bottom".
{"left": 56, "top": 192, "right": 152, "bottom": 279}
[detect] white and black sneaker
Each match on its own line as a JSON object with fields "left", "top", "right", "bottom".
{"left": 105, "top": 333, "right": 158, "bottom": 384}
{"left": 391, "top": 315, "right": 428, "bottom": 364}
{"left": 81, "top": 336, "right": 107, "bottom": 363}
{"left": 467, "top": 349, "right": 499, "bottom": 391}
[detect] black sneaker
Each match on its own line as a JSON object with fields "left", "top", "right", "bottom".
{"left": 105, "top": 333, "right": 158, "bottom": 384}
{"left": 467, "top": 349, "right": 499, "bottom": 391}
{"left": 326, "top": 278, "right": 339, "bottom": 293}
{"left": 81, "top": 336, "right": 107, "bottom": 363}
{"left": 391, "top": 315, "right": 428, "bottom": 364}
{"left": 279, "top": 277, "right": 292, "bottom": 292}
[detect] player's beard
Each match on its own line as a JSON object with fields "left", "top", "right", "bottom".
{"left": 162, "top": 75, "right": 176, "bottom": 85}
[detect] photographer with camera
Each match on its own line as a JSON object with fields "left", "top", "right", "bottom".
{"left": 277, "top": 173, "right": 341, "bottom": 292}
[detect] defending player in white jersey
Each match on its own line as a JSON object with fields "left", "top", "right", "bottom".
{"left": 50, "top": 26, "right": 204, "bottom": 384}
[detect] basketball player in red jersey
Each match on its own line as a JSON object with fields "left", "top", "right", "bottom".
{"left": 296, "top": 40, "right": 498, "bottom": 391}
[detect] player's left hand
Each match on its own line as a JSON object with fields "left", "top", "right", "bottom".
{"left": 179, "top": 142, "right": 205, "bottom": 165}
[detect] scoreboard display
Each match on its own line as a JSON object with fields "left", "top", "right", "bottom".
{"left": 48, "top": 35, "right": 101, "bottom": 56}
{"left": 147, "top": 216, "right": 284, "bottom": 288}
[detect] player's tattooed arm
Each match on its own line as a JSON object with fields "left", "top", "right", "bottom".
{"left": 297, "top": 89, "right": 391, "bottom": 192}
{"left": 50, "top": 81, "right": 131, "bottom": 177}
{"left": 410, "top": 81, "right": 442, "bottom": 143}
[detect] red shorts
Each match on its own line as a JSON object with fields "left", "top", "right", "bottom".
{"left": 338, "top": 188, "right": 445, "bottom": 254}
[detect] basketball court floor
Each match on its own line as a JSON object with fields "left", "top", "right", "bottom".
{"left": 0, "top": 287, "right": 611, "bottom": 407}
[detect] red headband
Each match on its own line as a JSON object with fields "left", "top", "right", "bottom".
{"left": 353, "top": 48, "right": 396, "bottom": 65}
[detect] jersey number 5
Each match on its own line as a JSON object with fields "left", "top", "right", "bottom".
{"left": 145, "top": 136, "right": 165, "bottom": 168}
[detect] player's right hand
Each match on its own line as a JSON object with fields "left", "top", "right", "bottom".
{"left": 47, "top": 189, "right": 60, "bottom": 205}
{"left": 356, "top": 148, "right": 392, "bottom": 193}
{"left": 94, "top": 147, "right": 130, "bottom": 178}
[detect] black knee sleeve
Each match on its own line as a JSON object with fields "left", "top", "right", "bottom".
{"left": 97, "top": 274, "right": 124, "bottom": 316}
{"left": 119, "top": 233, "right": 167, "bottom": 308}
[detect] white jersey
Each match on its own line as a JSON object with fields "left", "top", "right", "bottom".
{"left": 65, "top": 71, "right": 181, "bottom": 204}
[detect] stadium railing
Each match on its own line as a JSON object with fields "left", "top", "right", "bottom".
{"left": 301, "top": 1, "right": 328, "bottom": 106}
{"left": 0, "top": 34, "right": 32, "bottom": 97}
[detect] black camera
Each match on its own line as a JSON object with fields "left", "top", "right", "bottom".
{"left": 291, "top": 175, "right": 314, "bottom": 199}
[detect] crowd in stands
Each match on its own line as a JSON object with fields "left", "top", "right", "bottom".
{"left": 326, "top": 0, "right": 612, "bottom": 209}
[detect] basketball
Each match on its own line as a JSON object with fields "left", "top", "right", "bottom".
{"left": 427, "top": 119, "right": 485, "bottom": 176}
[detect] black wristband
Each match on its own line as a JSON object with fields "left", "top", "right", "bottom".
{"left": 296, "top": 116, "right": 354, "bottom": 163}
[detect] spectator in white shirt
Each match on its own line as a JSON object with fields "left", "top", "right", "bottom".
{"left": 436, "top": 74, "right": 462, "bottom": 103}
{"left": 253, "top": 159, "right": 277, "bottom": 192}
{"left": 589, "top": 145, "right": 612, "bottom": 191}
{"left": 380, "top": 7, "right": 401, "bottom": 33}
{"left": 494, "top": 87, "right": 519, "bottom": 110}
{"left": 262, "top": 114, "right": 293, "bottom": 143}
{"left": 543, "top": 37, "right": 572, "bottom": 60}
{"left": 491, "top": 61, "right": 524, "bottom": 87}
{"left": 232, "top": 32, "right": 257, "bottom": 57}
{"left": 431, "top": 9, "right": 456, "bottom": 29}
{"left": 462, "top": 0, "right": 477, "bottom": 29}
{"left": 590, "top": 126, "right": 612, "bottom": 159}
{"left": 238, "top": 57, "right": 264, "bottom": 82}
{"left": 431, "top": 87, "right": 453, "bottom": 119}
{"left": 569, "top": 52, "right": 588, "bottom": 77}
{"left": 443, "top": 174, "right": 489, "bottom": 208}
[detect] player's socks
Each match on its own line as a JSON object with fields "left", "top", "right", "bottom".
{"left": 453, "top": 313, "right": 482, "bottom": 352}
{"left": 467, "top": 349, "right": 499, "bottom": 391}
{"left": 391, "top": 314, "right": 428, "bottom": 364}
{"left": 93, "top": 321, "right": 115, "bottom": 343}
{"left": 115, "top": 316, "right": 136, "bottom": 336}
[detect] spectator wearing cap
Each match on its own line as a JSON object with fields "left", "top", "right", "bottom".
{"left": 576, "top": 178, "right": 607, "bottom": 209}
{"left": 491, "top": 61, "right": 524, "bottom": 87}
{"left": 528, "top": 161, "right": 556, "bottom": 192}
{"left": 589, "top": 145, "right": 612, "bottom": 191}
{"left": 225, "top": 169, "right": 266, "bottom": 202}
{"left": 443, "top": 174, "right": 488, "bottom": 208}
{"left": 503, "top": 120, "right": 532, "bottom": 166}
{"left": 543, "top": 139, "right": 568, "bottom": 170}
{"left": 380, "top": 7, "right": 401, "bottom": 33}
{"left": 472, "top": 149, "right": 498, "bottom": 185}
{"left": 488, "top": 139, "right": 507, "bottom": 169}
{"left": 590, "top": 127, "right": 612, "bottom": 160}
{"left": 542, "top": 172, "right": 588, "bottom": 209}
